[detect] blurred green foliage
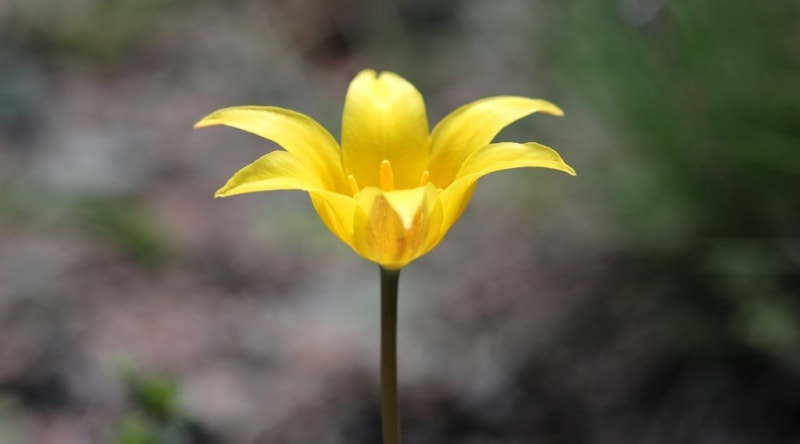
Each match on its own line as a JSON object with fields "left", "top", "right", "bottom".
{"left": 543, "top": 0, "right": 800, "bottom": 362}
{"left": 0, "top": 186, "right": 170, "bottom": 266}
{"left": 546, "top": 0, "right": 799, "bottom": 243}
{"left": 1, "top": 0, "right": 197, "bottom": 63}
{"left": 114, "top": 365, "right": 201, "bottom": 444}
{"left": 75, "top": 198, "right": 171, "bottom": 267}
{"left": 121, "top": 367, "right": 181, "bottom": 421}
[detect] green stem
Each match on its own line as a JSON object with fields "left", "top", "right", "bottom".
{"left": 380, "top": 266, "right": 401, "bottom": 444}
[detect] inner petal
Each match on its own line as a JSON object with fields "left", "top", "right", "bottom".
{"left": 341, "top": 70, "right": 431, "bottom": 190}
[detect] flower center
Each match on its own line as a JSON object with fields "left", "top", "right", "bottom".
{"left": 346, "top": 160, "right": 431, "bottom": 197}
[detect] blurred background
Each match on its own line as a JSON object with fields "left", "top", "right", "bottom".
{"left": 1, "top": 0, "right": 799, "bottom": 442}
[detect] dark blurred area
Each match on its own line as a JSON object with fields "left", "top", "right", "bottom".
{"left": 1, "top": 0, "right": 799, "bottom": 442}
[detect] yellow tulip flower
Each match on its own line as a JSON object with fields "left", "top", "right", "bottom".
{"left": 195, "top": 69, "right": 575, "bottom": 269}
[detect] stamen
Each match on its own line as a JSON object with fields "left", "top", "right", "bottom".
{"left": 418, "top": 170, "right": 430, "bottom": 187}
{"left": 380, "top": 160, "right": 394, "bottom": 192}
{"left": 347, "top": 174, "right": 360, "bottom": 196}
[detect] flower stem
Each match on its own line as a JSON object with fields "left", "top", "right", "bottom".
{"left": 380, "top": 266, "right": 401, "bottom": 444}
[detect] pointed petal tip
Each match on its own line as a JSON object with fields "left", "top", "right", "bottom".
{"left": 515, "top": 97, "right": 565, "bottom": 117}
{"left": 214, "top": 185, "right": 234, "bottom": 198}
{"left": 194, "top": 111, "right": 225, "bottom": 129}
{"left": 193, "top": 106, "right": 272, "bottom": 129}
{"left": 553, "top": 160, "right": 576, "bottom": 176}
{"left": 534, "top": 100, "right": 564, "bottom": 117}
{"left": 193, "top": 118, "right": 216, "bottom": 129}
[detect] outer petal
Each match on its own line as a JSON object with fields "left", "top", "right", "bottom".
{"left": 341, "top": 70, "right": 430, "bottom": 190}
{"left": 352, "top": 184, "right": 443, "bottom": 269}
{"left": 428, "top": 97, "right": 564, "bottom": 187}
{"left": 439, "top": 141, "right": 575, "bottom": 233}
{"left": 216, "top": 150, "right": 323, "bottom": 197}
{"left": 309, "top": 190, "right": 358, "bottom": 248}
{"left": 195, "top": 106, "right": 347, "bottom": 193}
{"left": 459, "top": 141, "right": 576, "bottom": 178}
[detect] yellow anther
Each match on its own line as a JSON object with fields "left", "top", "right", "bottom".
{"left": 347, "top": 174, "right": 360, "bottom": 196}
{"left": 380, "top": 160, "right": 394, "bottom": 192}
{"left": 418, "top": 170, "right": 430, "bottom": 187}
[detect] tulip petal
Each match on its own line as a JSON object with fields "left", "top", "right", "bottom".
{"left": 459, "top": 141, "right": 576, "bottom": 178}
{"left": 352, "top": 184, "right": 442, "bottom": 269}
{"left": 341, "top": 70, "right": 430, "bottom": 190}
{"left": 435, "top": 180, "right": 477, "bottom": 244}
{"left": 428, "top": 97, "right": 564, "bottom": 187}
{"left": 196, "top": 106, "right": 346, "bottom": 193}
{"left": 216, "top": 150, "right": 324, "bottom": 197}
{"left": 310, "top": 190, "right": 358, "bottom": 247}
{"left": 439, "top": 142, "right": 575, "bottom": 231}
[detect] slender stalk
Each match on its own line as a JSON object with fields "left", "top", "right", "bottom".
{"left": 380, "top": 266, "right": 401, "bottom": 444}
